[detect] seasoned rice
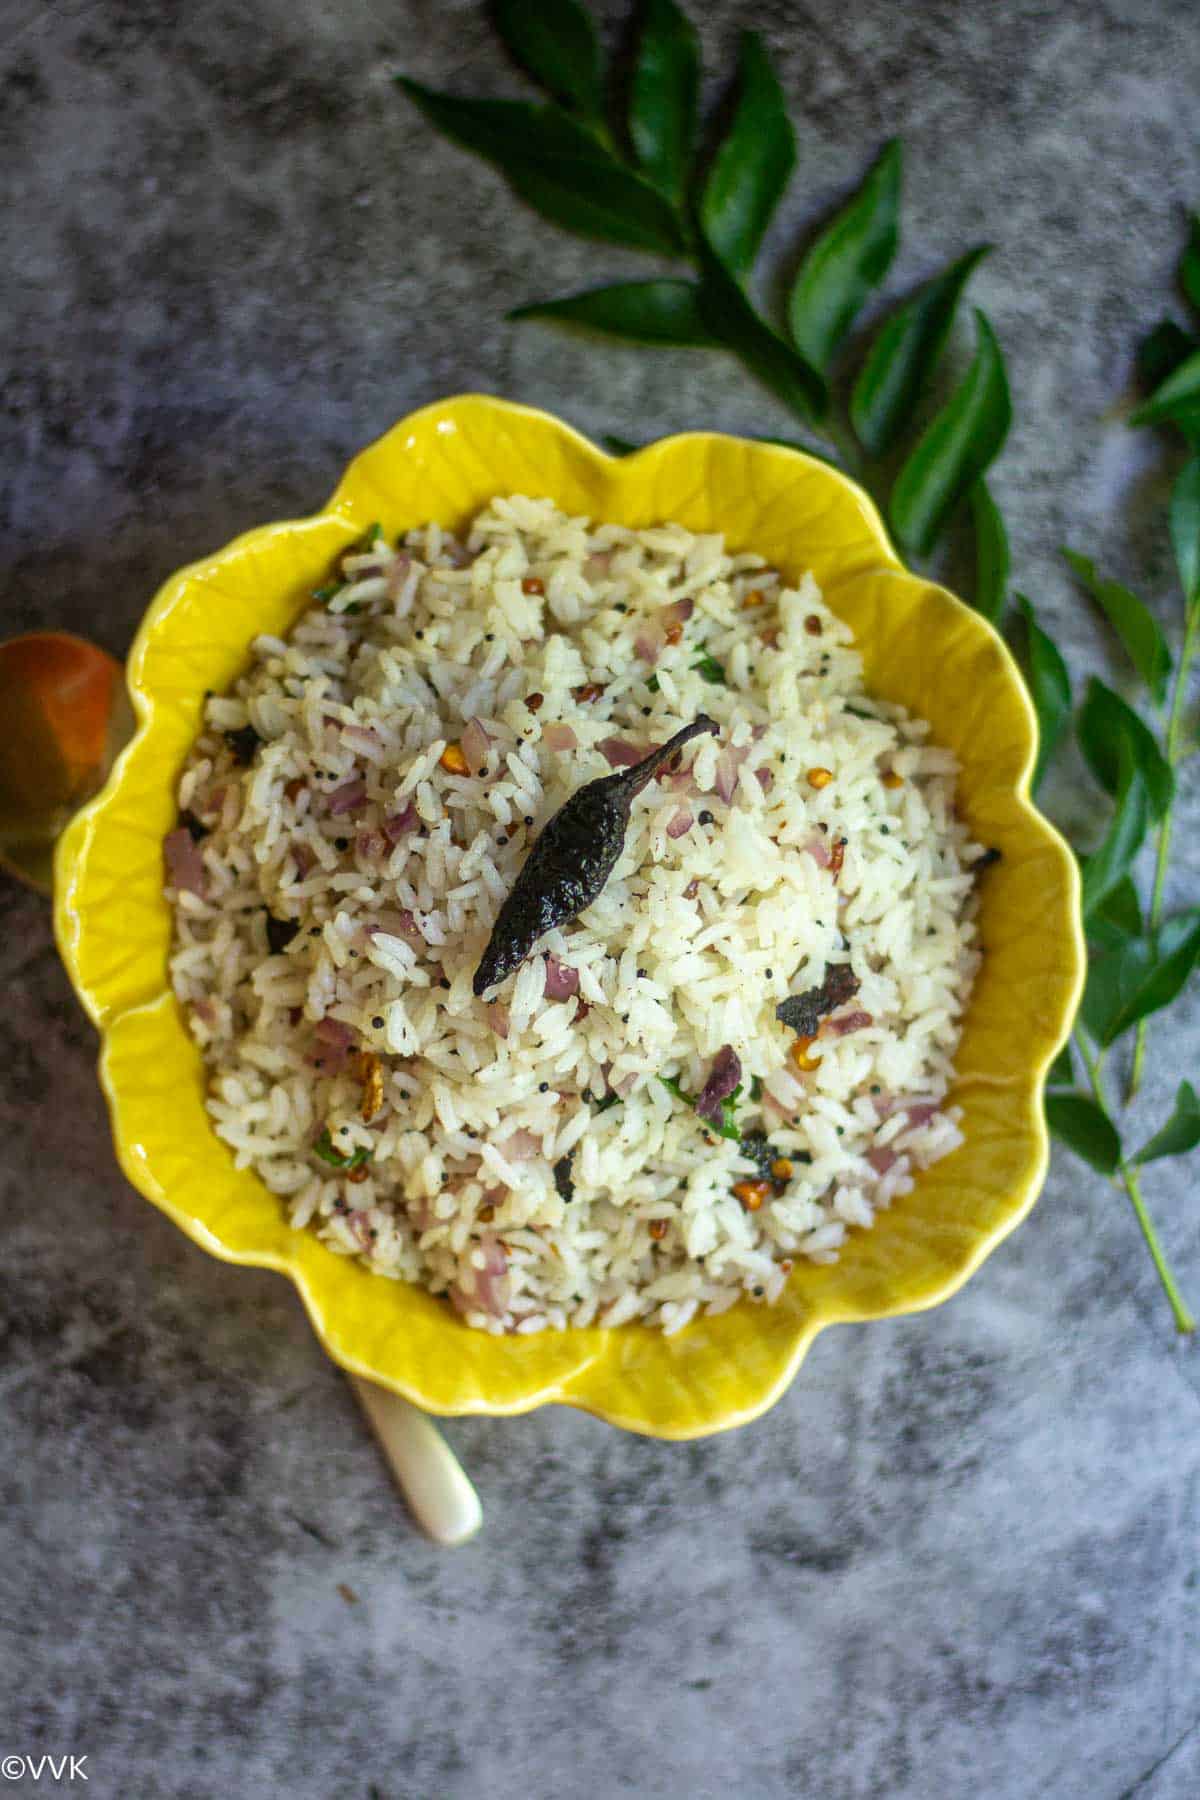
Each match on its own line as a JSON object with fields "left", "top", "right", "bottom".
{"left": 166, "top": 496, "right": 983, "bottom": 1334}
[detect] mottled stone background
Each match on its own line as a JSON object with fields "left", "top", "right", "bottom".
{"left": 3, "top": 1, "right": 1199, "bottom": 1796}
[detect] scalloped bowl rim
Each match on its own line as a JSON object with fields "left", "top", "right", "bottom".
{"left": 52, "top": 395, "right": 1085, "bottom": 1438}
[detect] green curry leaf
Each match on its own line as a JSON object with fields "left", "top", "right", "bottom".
{"left": 699, "top": 34, "right": 795, "bottom": 277}
{"left": 889, "top": 309, "right": 1012, "bottom": 557}
{"left": 787, "top": 139, "right": 902, "bottom": 373}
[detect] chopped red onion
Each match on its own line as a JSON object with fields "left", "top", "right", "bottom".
{"left": 695, "top": 1045, "right": 742, "bottom": 1126}
{"left": 585, "top": 551, "right": 613, "bottom": 580}
{"left": 164, "top": 828, "right": 207, "bottom": 896}
{"left": 634, "top": 630, "right": 660, "bottom": 664}
{"left": 867, "top": 1145, "right": 900, "bottom": 1177}
{"left": 598, "top": 737, "right": 645, "bottom": 769}
{"left": 356, "top": 828, "right": 387, "bottom": 861}
{"left": 542, "top": 723, "right": 577, "bottom": 752}
{"left": 308, "top": 1015, "right": 356, "bottom": 1074}
{"left": 382, "top": 804, "right": 418, "bottom": 844}
{"left": 666, "top": 806, "right": 693, "bottom": 839}
{"left": 667, "top": 597, "right": 694, "bottom": 624}
{"left": 499, "top": 1129, "right": 540, "bottom": 1162}
{"left": 872, "top": 1092, "right": 939, "bottom": 1124}
{"left": 826, "top": 1009, "right": 873, "bottom": 1037}
{"left": 370, "top": 908, "right": 422, "bottom": 942}
{"left": 461, "top": 716, "right": 492, "bottom": 776}
{"left": 386, "top": 553, "right": 412, "bottom": 599}
{"left": 343, "top": 723, "right": 383, "bottom": 756}
{"left": 544, "top": 953, "right": 580, "bottom": 1000}
{"left": 328, "top": 777, "right": 367, "bottom": 816}
{"left": 348, "top": 1209, "right": 374, "bottom": 1251}
{"left": 804, "top": 836, "right": 833, "bottom": 869}
{"left": 486, "top": 1001, "right": 510, "bottom": 1040}
{"left": 451, "top": 1239, "right": 510, "bottom": 1317}
{"left": 291, "top": 844, "right": 315, "bottom": 877}
{"left": 714, "top": 750, "right": 739, "bottom": 804}
{"left": 453, "top": 1231, "right": 510, "bottom": 1317}
{"left": 407, "top": 1198, "right": 440, "bottom": 1235}
{"left": 755, "top": 766, "right": 774, "bottom": 793}
{"left": 315, "top": 1017, "right": 356, "bottom": 1049}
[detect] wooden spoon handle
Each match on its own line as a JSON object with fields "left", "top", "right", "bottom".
{"left": 350, "top": 1375, "right": 482, "bottom": 1546}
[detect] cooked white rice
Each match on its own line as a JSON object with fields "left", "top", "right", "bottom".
{"left": 166, "top": 496, "right": 983, "bottom": 1335}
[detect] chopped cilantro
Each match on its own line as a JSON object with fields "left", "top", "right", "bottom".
{"left": 691, "top": 651, "right": 727, "bottom": 686}
{"left": 313, "top": 1127, "right": 372, "bottom": 1171}
{"left": 658, "top": 1074, "right": 742, "bottom": 1142}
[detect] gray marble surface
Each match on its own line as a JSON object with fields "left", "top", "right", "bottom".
{"left": 3, "top": 1, "right": 1199, "bottom": 1796}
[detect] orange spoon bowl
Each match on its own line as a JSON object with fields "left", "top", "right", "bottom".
{"left": 0, "top": 632, "right": 133, "bottom": 894}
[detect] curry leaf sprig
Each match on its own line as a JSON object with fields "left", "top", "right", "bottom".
{"left": 1033, "top": 215, "right": 1200, "bottom": 1332}
{"left": 398, "top": 0, "right": 1011, "bottom": 611}
{"left": 400, "top": 15, "right": 1199, "bottom": 1332}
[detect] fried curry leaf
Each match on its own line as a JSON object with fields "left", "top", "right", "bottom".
{"left": 474, "top": 717, "right": 718, "bottom": 993}
{"left": 225, "top": 724, "right": 262, "bottom": 767}
{"left": 775, "top": 962, "right": 860, "bottom": 1038}
{"left": 265, "top": 913, "right": 301, "bottom": 955}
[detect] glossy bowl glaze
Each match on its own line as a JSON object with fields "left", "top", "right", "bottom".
{"left": 53, "top": 396, "right": 1084, "bottom": 1437}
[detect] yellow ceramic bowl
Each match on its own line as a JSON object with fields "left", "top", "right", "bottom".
{"left": 53, "top": 396, "right": 1084, "bottom": 1438}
